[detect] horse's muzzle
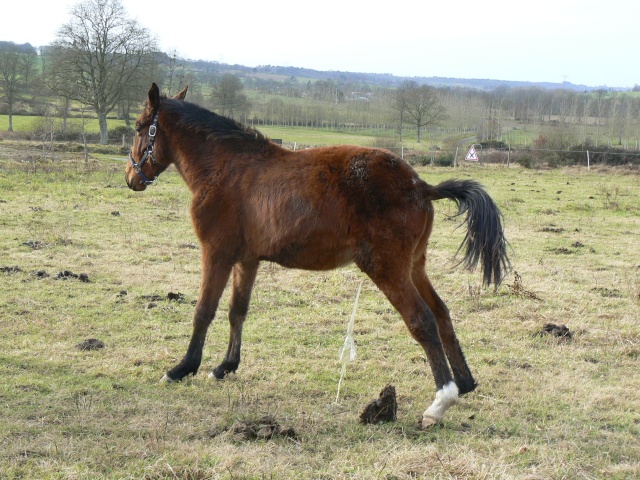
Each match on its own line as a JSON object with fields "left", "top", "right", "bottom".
{"left": 125, "top": 171, "right": 146, "bottom": 191}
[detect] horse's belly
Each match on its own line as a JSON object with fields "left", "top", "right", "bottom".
{"left": 260, "top": 239, "right": 353, "bottom": 271}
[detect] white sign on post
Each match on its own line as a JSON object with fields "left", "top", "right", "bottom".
{"left": 465, "top": 146, "right": 479, "bottom": 162}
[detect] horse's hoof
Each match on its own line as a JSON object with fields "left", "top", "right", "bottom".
{"left": 420, "top": 415, "right": 443, "bottom": 429}
{"left": 457, "top": 379, "right": 478, "bottom": 396}
{"left": 208, "top": 369, "right": 226, "bottom": 380}
{"left": 160, "top": 374, "right": 174, "bottom": 384}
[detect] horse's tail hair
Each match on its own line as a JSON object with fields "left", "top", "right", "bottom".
{"left": 425, "top": 179, "right": 511, "bottom": 287}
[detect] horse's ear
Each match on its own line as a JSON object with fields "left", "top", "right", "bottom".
{"left": 148, "top": 83, "right": 161, "bottom": 111}
{"left": 174, "top": 85, "right": 188, "bottom": 100}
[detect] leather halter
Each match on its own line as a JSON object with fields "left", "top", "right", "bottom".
{"left": 128, "top": 112, "right": 160, "bottom": 186}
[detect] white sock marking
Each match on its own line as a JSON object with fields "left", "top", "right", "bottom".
{"left": 423, "top": 381, "right": 459, "bottom": 421}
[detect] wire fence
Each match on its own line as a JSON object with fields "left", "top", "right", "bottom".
{"left": 295, "top": 144, "right": 640, "bottom": 169}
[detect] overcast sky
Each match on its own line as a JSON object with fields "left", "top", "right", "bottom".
{"left": 4, "top": 0, "right": 639, "bottom": 88}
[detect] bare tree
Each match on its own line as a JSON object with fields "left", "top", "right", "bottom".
{"left": 210, "top": 74, "right": 250, "bottom": 119}
{"left": 392, "top": 80, "right": 413, "bottom": 142}
{"left": 590, "top": 89, "right": 608, "bottom": 147}
{"left": 49, "top": 0, "right": 157, "bottom": 144}
{"left": 165, "top": 50, "right": 185, "bottom": 97}
{"left": 398, "top": 82, "right": 447, "bottom": 142}
{"left": 0, "top": 44, "right": 36, "bottom": 131}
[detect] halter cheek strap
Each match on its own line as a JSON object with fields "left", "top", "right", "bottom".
{"left": 128, "top": 113, "right": 160, "bottom": 186}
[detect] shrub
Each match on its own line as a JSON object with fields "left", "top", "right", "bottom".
{"left": 482, "top": 149, "right": 508, "bottom": 165}
{"left": 479, "top": 140, "right": 507, "bottom": 149}
{"left": 434, "top": 153, "right": 454, "bottom": 167}
{"left": 515, "top": 153, "right": 536, "bottom": 169}
{"left": 109, "top": 125, "right": 134, "bottom": 145}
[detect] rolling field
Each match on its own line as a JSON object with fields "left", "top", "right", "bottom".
{"left": 0, "top": 115, "right": 432, "bottom": 153}
{"left": 0, "top": 142, "right": 638, "bottom": 479}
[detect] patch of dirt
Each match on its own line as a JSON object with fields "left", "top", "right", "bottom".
{"left": 591, "top": 287, "right": 623, "bottom": 298}
{"left": 76, "top": 338, "right": 105, "bottom": 351}
{"left": 541, "top": 226, "right": 565, "bottom": 233}
{"left": 141, "top": 292, "right": 186, "bottom": 303}
{"left": 140, "top": 294, "right": 164, "bottom": 302}
{"left": 167, "top": 292, "right": 185, "bottom": 302}
{"left": 54, "top": 270, "right": 90, "bottom": 282}
{"left": 534, "top": 323, "right": 573, "bottom": 340}
{"left": 229, "top": 415, "right": 297, "bottom": 441}
{"left": 141, "top": 292, "right": 186, "bottom": 309}
{"left": 1, "top": 265, "right": 23, "bottom": 273}
{"left": 2, "top": 266, "right": 90, "bottom": 282}
{"left": 22, "top": 240, "right": 44, "bottom": 250}
{"left": 359, "top": 384, "right": 398, "bottom": 424}
{"left": 548, "top": 247, "right": 574, "bottom": 255}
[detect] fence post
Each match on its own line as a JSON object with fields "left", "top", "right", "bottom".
{"left": 454, "top": 147, "right": 458, "bottom": 168}
{"left": 587, "top": 150, "right": 590, "bottom": 170}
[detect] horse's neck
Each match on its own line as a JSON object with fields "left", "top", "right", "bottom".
{"left": 170, "top": 135, "right": 219, "bottom": 194}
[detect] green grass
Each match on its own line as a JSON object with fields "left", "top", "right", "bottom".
{"left": 1, "top": 113, "right": 436, "bottom": 151}
{"left": 0, "top": 143, "right": 639, "bottom": 478}
{"left": 258, "top": 125, "right": 382, "bottom": 146}
{"left": 257, "top": 125, "right": 443, "bottom": 152}
{"left": 0, "top": 115, "right": 129, "bottom": 136}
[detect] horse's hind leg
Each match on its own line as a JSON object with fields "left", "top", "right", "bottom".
{"left": 210, "top": 260, "right": 259, "bottom": 379}
{"left": 412, "top": 255, "right": 477, "bottom": 395}
{"left": 368, "top": 270, "right": 459, "bottom": 427}
{"left": 163, "top": 257, "right": 233, "bottom": 382}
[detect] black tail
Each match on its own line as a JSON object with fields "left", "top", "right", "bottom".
{"left": 426, "top": 179, "right": 510, "bottom": 287}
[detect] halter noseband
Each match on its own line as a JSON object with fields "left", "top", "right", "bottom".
{"left": 128, "top": 112, "right": 160, "bottom": 186}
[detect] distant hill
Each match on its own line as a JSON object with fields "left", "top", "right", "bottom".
{"left": 0, "top": 39, "right": 620, "bottom": 92}
{"left": 189, "top": 61, "right": 617, "bottom": 92}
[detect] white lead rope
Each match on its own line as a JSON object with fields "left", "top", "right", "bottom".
{"left": 335, "top": 280, "right": 363, "bottom": 404}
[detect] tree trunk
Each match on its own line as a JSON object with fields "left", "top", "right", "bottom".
{"left": 98, "top": 111, "right": 109, "bottom": 144}
{"left": 62, "top": 96, "right": 70, "bottom": 135}
{"left": 7, "top": 91, "right": 13, "bottom": 131}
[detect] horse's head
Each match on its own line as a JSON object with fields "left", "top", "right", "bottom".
{"left": 125, "top": 83, "right": 188, "bottom": 191}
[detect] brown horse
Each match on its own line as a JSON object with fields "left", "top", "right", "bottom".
{"left": 125, "top": 83, "right": 510, "bottom": 428}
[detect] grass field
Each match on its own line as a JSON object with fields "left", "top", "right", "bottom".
{"left": 0, "top": 114, "right": 434, "bottom": 152}
{"left": 0, "top": 142, "right": 638, "bottom": 479}
{"left": 0, "top": 115, "right": 130, "bottom": 137}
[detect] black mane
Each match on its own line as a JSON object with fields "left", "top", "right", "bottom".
{"left": 162, "top": 97, "right": 269, "bottom": 145}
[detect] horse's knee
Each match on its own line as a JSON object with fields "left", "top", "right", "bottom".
{"left": 406, "top": 310, "right": 440, "bottom": 345}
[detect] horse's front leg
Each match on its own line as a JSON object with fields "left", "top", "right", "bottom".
{"left": 162, "top": 257, "right": 233, "bottom": 382}
{"left": 210, "top": 259, "right": 259, "bottom": 379}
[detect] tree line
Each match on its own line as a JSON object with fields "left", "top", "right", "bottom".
{"left": 1, "top": 0, "right": 640, "bottom": 154}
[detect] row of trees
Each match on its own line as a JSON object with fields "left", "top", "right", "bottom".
{"left": 2, "top": 0, "right": 640, "bottom": 150}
